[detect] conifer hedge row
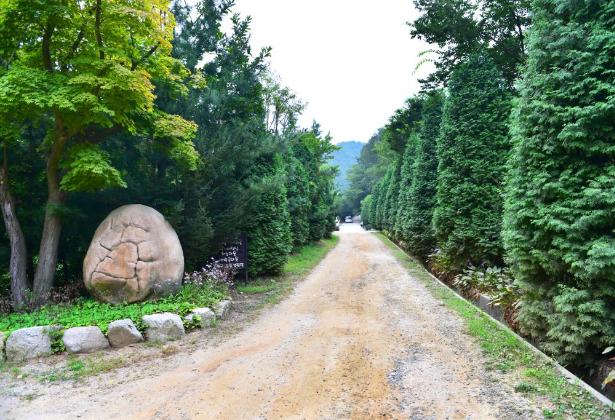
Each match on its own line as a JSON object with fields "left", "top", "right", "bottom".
{"left": 362, "top": 0, "right": 615, "bottom": 365}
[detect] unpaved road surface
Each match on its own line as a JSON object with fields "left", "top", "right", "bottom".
{"left": 1, "top": 224, "right": 542, "bottom": 419}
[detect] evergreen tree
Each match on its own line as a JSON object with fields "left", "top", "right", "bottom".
{"left": 394, "top": 133, "right": 420, "bottom": 242}
{"left": 503, "top": 0, "right": 615, "bottom": 365}
{"left": 374, "top": 169, "right": 392, "bottom": 230}
{"left": 360, "top": 194, "right": 373, "bottom": 229}
{"left": 433, "top": 53, "right": 511, "bottom": 271}
{"left": 383, "top": 159, "right": 401, "bottom": 232}
{"left": 285, "top": 151, "right": 311, "bottom": 249}
{"left": 246, "top": 154, "right": 292, "bottom": 276}
{"left": 404, "top": 91, "right": 444, "bottom": 259}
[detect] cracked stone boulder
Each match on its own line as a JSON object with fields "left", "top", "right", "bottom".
{"left": 83, "top": 204, "right": 184, "bottom": 304}
{"left": 62, "top": 326, "right": 110, "bottom": 354}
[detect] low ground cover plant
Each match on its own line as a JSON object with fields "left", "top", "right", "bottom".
{"left": 0, "top": 281, "right": 227, "bottom": 336}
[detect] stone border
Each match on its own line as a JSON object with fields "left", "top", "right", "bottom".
{"left": 384, "top": 237, "right": 614, "bottom": 408}
{"left": 0, "top": 299, "right": 232, "bottom": 363}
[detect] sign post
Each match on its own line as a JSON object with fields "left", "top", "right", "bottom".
{"left": 214, "top": 234, "right": 249, "bottom": 284}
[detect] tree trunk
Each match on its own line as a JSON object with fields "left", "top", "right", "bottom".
{"left": 0, "top": 145, "right": 29, "bottom": 308}
{"left": 33, "top": 117, "right": 68, "bottom": 304}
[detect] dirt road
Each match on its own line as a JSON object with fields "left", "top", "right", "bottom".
{"left": 2, "top": 224, "right": 541, "bottom": 419}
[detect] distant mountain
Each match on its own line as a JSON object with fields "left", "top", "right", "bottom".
{"left": 330, "top": 141, "right": 364, "bottom": 192}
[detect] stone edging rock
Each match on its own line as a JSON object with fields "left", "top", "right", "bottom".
{"left": 0, "top": 299, "right": 232, "bottom": 363}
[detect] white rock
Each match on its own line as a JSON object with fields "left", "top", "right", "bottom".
{"left": 214, "top": 300, "right": 232, "bottom": 320}
{"left": 184, "top": 308, "right": 215, "bottom": 328}
{"left": 62, "top": 326, "right": 110, "bottom": 354}
{"left": 107, "top": 319, "right": 144, "bottom": 348}
{"left": 142, "top": 313, "right": 185, "bottom": 342}
{"left": 0, "top": 332, "right": 5, "bottom": 361}
{"left": 5, "top": 326, "right": 53, "bottom": 362}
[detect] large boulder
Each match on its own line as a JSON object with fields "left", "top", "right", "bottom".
{"left": 107, "top": 319, "right": 144, "bottom": 348}
{"left": 142, "top": 313, "right": 185, "bottom": 343}
{"left": 5, "top": 326, "right": 53, "bottom": 362}
{"left": 62, "top": 326, "right": 110, "bottom": 354}
{"left": 83, "top": 204, "right": 184, "bottom": 304}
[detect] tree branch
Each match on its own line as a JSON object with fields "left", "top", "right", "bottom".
{"left": 62, "top": 24, "right": 86, "bottom": 71}
{"left": 42, "top": 21, "right": 55, "bottom": 72}
{"left": 131, "top": 42, "right": 160, "bottom": 71}
{"left": 95, "top": 0, "right": 105, "bottom": 60}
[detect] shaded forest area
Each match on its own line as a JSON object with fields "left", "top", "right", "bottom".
{"left": 0, "top": 0, "right": 338, "bottom": 310}
{"left": 341, "top": 0, "right": 615, "bottom": 379}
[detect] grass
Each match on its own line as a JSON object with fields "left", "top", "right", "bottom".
{"left": 0, "top": 283, "right": 227, "bottom": 336}
{"left": 375, "top": 232, "right": 614, "bottom": 420}
{"left": 40, "top": 354, "right": 128, "bottom": 382}
{"left": 237, "top": 236, "right": 339, "bottom": 305}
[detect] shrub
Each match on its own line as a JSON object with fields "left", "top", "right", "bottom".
{"left": 503, "top": 0, "right": 615, "bottom": 366}
{"left": 433, "top": 52, "right": 511, "bottom": 271}
{"left": 402, "top": 91, "right": 444, "bottom": 258}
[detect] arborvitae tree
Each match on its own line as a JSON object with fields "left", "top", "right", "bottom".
{"left": 246, "top": 154, "right": 292, "bottom": 276}
{"left": 404, "top": 91, "right": 444, "bottom": 259}
{"left": 503, "top": 0, "right": 615, "bottom": 365}
{"left": 394, "top": 133, "right": 420, "bottom": 242}
{"left": 360, "top": 194, "right": 373, "bottom": 229}
{"left": 366, "top": 183, "right": 379, "bottom": 229}
{"left": 383, "top": 159, "right": 401, "bottom": 232}
{"left": 374, "top": 169, "right": 393, "bottom": 230}
{"left": 433, "top": 53, "right": 511, "bottom": 271}
{"left": 285, "top": 152, "right": 311, "bottom": 249}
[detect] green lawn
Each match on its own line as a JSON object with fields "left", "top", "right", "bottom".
{"left": 375, "top": 232, "right": 614, "bottom": 420}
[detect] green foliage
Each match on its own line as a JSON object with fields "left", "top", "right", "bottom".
{"left": 246, "top": 155, "right": 293, "bottom": 276}
{"left": 400, "top": 92, "right": 444, "bottom": 257}
{"left": 0, "top": 283, "right": 226, "bottom": 336}
{"left": 342, "top": 132, "right": 387, "bottom": 216}
{"left": 59, "top": 144, "right": 127, "bottom": 192}
{"left": 453, "top": 265, "right": 520, "bottom": 308}
{"left": 394, "top": 133, "right": 419, "bottom": 240}
{"left": 285, "top": 153, "right": 311, "bottom": 249}
{"left": 0, "top": 0, "right": 338, "bottom": 302}
{"left": 410, "top": 0, "right": 531, "bottom": 87}
{"left": 382, "top": 160, "right": 401, "bottom": 232}
{"left": 502, "top": 0, "right": 615, "bottom": 366}
{"left": 433, "top": 53, "right": 511, "bottom": 271}
{"left": 359, "top": 194, "right": 373, "bottom": 229}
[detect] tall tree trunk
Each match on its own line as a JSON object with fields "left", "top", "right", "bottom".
{"left": 0, "top": 144, "right": 29, "bottom": 308}
{"left": 33, "top": 117, "right": 68, "bottom": 304}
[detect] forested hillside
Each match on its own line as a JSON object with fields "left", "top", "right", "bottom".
{"left": 352, "top": 0, "right": 615, "bottom": 378}
{"left": 0, "top": 0, "right": 337, "bottom": 309}
{"left": 330, "top": 141, "right": 364, "bottom": 192}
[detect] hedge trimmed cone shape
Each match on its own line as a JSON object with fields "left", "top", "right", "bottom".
{"left": 83, "top": 205, "right": 184, "bottom": 304}
{"left": 503, "top": 0, "right": 615, "bottom": 365}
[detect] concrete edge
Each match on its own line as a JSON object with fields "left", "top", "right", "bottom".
{"left": 381, "top": 233, "right": 615, "bottom": 408}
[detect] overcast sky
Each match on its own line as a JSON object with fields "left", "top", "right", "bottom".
{"left": 226, "top": 1, "right": 433, "bottom": 143}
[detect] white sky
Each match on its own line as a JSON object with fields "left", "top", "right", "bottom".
{"left": 227, "top": 1, "right": 434, "bottom": 143}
